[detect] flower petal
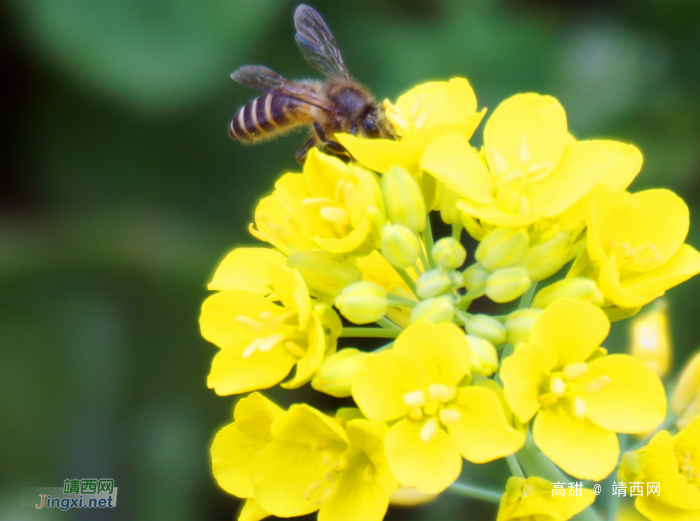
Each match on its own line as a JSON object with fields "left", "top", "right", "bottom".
{"left": 200, "top": 290, "right": 276, "bottom": 349}
{"left": 636, "top": 496, "right": 700, "bottom": 521}
{"left": 581, "top": 354, "right": 667, "bottom": 433}
{"left": 449, "top": 386, "right": 526, "bottom": 463}
{"left": 533, "top": 402, "right": 619, "bottom": 480}
{"left": 500, "top": 339, "right": 553, "bottom": 423}
{"left": 281, "top": 312, "right": 326, "bottom": 389}
{"left": 208, "top": 247, "right": 286, "bottom": 293}
{"left": 336, "top": 134, "right": 414, "bottom": 174}
{"left": 385, "top": 418, "right": 462, "bottom": 493}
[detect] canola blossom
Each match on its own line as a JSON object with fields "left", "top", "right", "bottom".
{"left": 202, "top": 78, "right": 700, "bottom": 521}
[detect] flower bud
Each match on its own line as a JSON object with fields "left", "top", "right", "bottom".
{"left": 475, "top": 227, "right": 529, "bottom": 271}
{"left": 380, "top": 223, "right": 421, "bottom": 269}
{"left": 432, "top": 237, "right": 467, "bottom": 270}
{"left": 531, "top": 278, "right": 604, "bottom": 309}
{"left": 381, "top": 166, "right": 426, "bottom": 233}
{"left": 463, "top": 264, "right": 490, "bottom": 295}
{"left": 628, "top": 300, "right": 672, "bottom": 378}
{"left": 410, "top": 296, "right": 454, "bottom": 324}
{"left": 467, "top": 335, "right": 499, "bottom": 376}
{"left": 415, "top": 269, "right": 452, "bottom": 299}
{"left": 517, "top": 232, "right": 571, "bottom": 282}
{"left": 505, "top": 308, "right": 543, "bottom": 344}
{"left": 335, "top": 282, "right": 388, "bottom": 324}
{"left": 465, "top": 314, "right": 507, "bottom": 345}
{"left": 287, "top": 251, "right": 362, "bottom": 299}
{"left": 311, "top": 348, "right": 368, "bottom": 398}
{"left": 485, "top": 267, "right": 531, "bottom": 303}
{"left": 671, "top": 350, "right": 700, "bottom": 429}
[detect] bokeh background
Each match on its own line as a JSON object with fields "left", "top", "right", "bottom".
{"left": 2, "top": 1, "right": 700, "bottom": 520}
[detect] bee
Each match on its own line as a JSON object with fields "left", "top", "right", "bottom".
{"left": 228, "top": 4, "right": 393, "bottom": 163}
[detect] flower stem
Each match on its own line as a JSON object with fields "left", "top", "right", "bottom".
{"left": 339, "top": 328, "right": 400, "bottom": 338}
{"left": 519, "top": 282, "right": 538, "bottom": 310}
{"left": 387, "top": 296, "right": 417, "bottom": 308}
{"left": 447, "top": 482, "right": 502, "bottom": 503}
{"left": 452, "top": 223, "right": 463, "bottom": 240}
{"left": 421, "top": 217, "right": 436, "bottom": 269}
{"left": 377, "top": 317, "right": 401, "bottom": 330}
{"left": 394, "top": 267, "right": 417, "bottom": 295}
{"left": 506, "top": 454, "right": 524, "bottom": 478}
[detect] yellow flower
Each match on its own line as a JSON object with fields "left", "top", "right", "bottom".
{"left": 200, "top": 264, "right": 340, "bottom": 395}
{"left": 421, "top": 93, "right": 642, "bottom": 227}
{"left": 273, "top": 148, "right": 385, "bottom": 256}
{"left": 622, "top": 417, "right": 700, "bottom": 521}
{"left": 671, "top": 350, "right": 700, "bottom": 429}
{"left": 249, "top": 194, "right": 315, "bottom": 255}
{"left": 352, "top": 321, "right": 525, "bottom": 493}
{"left": 628, "top": 300, "right": 672, "bottom": 378}
{"left": 251, "top": 404, "right": 397, "bottom": 521}
{"left": 336, "top": 78, "right": 485, "bottom": 177}
{"left": 569, "top": 186, "right": 700, "bottom": 310}
{"left": 207, "top": 247, "right": 287, "bottom": 295}
{"left": 500, "top": 299, "right": 667, "bottom": 480}
{"left": 496, "top": 476, "right": 595, "bottom": 521}
{"left": 210, "top": 392, "right": 283, "bottom": 500}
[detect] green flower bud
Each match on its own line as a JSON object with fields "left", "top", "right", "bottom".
{"left": 465, "top": 314, "right": 507, "bottom": 345}
{"left": 335, "top": 282, "right": 388, "bottom": 324}
{"left": 381, "top": 166, "right": 426, "bottom": 233}
{"left": 531, "top": 278, "right": 604, "bottom": 309}
{"left": 432, "top": 237, "right": 467, "bottom": 270}
{"left": 505, "top": 308, "right": 543, "bottom": 344}
{"left": 410, "top": 295, "right": 454, "bottom": 324}
{"left": 467, "top": 335, "right": 499, "bottom": 376}
{"left": 415, "top": 269, "right": 452, "bottom": 299}
{"left": 485, "top": 267, "right": 531, "bottom": 303}
{"left": 448, "top": 270, "right": 464, "bottom": 290}
{"left": 475, "top": 227, "right": 529, "bottom": 271}
{"left": 287, "top": 251, "right": 362, "bottom": 299}
{"left": 463, "top": 264, "right": 490, "bottom": 295}
{"left": 517, "top": 232, "right": 571, "bottom": 282}
{"left": 311, "top": 348, "right": 368, "bottom": 398}
{"left": 380, "top": 223, "right": 421, "bottom": 269}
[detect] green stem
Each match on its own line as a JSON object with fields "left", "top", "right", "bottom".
{"left": 387, "top": 296, "right": 417, "bottom": 308}
{"left": 376, "top": 317, "right": 401, "bottom": 330}
{"left": 418, "top": 246, "right": 431, "bottom": 274}
{"left": 454, "top": 308, "right": 472, "bottom": 326}
{"left": 506, "top": 454, "right": 525, "bottom": 478}
{"left": 452, "top": 223, "right": 463, "bottom": 240}
{"left": 340, "top": 328, "right": 400, "bottom": 338}
{"left": 421, "top": 218, "right": 436, "bottom": 269}
{"left": 446, "top": 482, "right": 502, "bottom": 503}
{"left": 519, "top": 282, "right": 538, "bottom": 310}
{"left": 394, "top": 267, "right": 417, "bottom": 295}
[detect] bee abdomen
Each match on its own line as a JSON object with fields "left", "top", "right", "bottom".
{"left": 229, "top": 94, "right": 304, "bottom": 141}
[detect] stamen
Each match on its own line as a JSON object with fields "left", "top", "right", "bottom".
{"left": 258, "top": 333, "right": 284, "bottom": 352}
{"left": 403, "top": 390, "right": 427, "bottom": 408}
{"left": 564, "top": 363, "right": 589, "bottom": 381}
{"left": 551, "top": 377, "right": 566, "bottom": 396}
{"left": 538, "top": 392, "right": 558, "bottom": 408}
{"left": 439, "top": 408, "right": 461, "bottom": 425}
{"left": 302, "top": 197, "right": 333, "bottom": 208}
{"left": 304, "top": 479, "right": 321, "bottom": 499}
{"left": 407, "top": 407, "right": 423, "bottom": 421}
{"left": 248, "top": 223, "right": 268, "bottom": 242}
{"left": 414, "top": 110, "right": 429, "bottom": 132}
{"left": 259, "top": 311, "right": 282, "bottom": 330}
{"left": 320, "top": 206, "right": 350, "bottom": 225}
{"left": 490, "top": 148, "right": 508, "bottom": 174}
{"left": 317, "top": 485, "right": 335, "bottom": 505}
{"left": 284, "top": 341, "right": 306, "bottom": 358}
{"left": 236, "top": 315, "right": 266, "bottom": 333}
{"left": 331, "top": 460, "right": 347, "bottom": 472}
{"left": 419, "top": 419, "right": 439, "bottom": 443}
{"left": 242, "top": 338, "right": 264, "bottom": 359}
{"left": 427, "top": 383, "right": 456, "bottom": 402}
{"left": 574, "top": 396, "right": 586, "bottom": 419}
{"left": 517, "top": 135, "right": 531, "bottom": 164}
{"left": 585, "top": 376, "right": 611, "bottom": 394}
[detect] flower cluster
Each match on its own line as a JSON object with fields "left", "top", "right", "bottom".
{"left": 202, "top": 78, "right": 700, "bottom": 521}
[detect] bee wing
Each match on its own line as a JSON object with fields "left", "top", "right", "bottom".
{"left": 231, "top": 65, "right": 331, "bottom": 110}
{"left": 294, "top": 4, "right": 351, "bottom": 79}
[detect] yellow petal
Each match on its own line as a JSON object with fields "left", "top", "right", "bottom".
{"left": 347, "top": 419, "right": 398, "bottom": 494}
{"left": 238, "top": 499, "right": 270, "bottom": 521}
{"left": 274, "top": 173, "right": 335, "bottom": 237}
{"left": 671, "top": 415, "right": 700, "bottom": 465}
{"left": 211, "top": 393, "right": 283, "bottom": 498}
{"left": 281, "top": 312, "right": 325, "bottom": 389}
{"left": 208, "top": 247, "right": 286, "bottom": 293}
{"left": 352, "top": 350, "right": 424, "bottom": 423}
{"left": 533, "top": 402, "right": 619, "bottom": 480}
{"left": 272, "top": 404, "right": 349, "bottom": 446}
{"left": 636, "top": 496, "right": 700, "bottom": 521}
{"left": 581, "top": 354, "right": 667, "bottom": 433}
{"left": 268, "top": 264, "right": 310, "bottom": 328}
{"left": 420, "top": 133, "right": 494, "bottom": 205}
{"left": 337, "top": 134, "right": 415, "bottom": 174}
{"left": 529, "top": 298, "right": 610, "bottom": 368}
{"left": 396, "top": 78, "right": 478, "bottom": 133}
{"left": 531, "top": 141, "right": 642, "bottom": 220}
{"left": 599, "top": 254, "right": 653, "bottom": 309}
{"left": 207, "top": 337, "right": 297, "bottom": 395}
{"left": 500, "top": 338, "right": 553, "bottom": 423}
{"left": 319, "top": 452, "right": 390, "bottom": 521}
{"left": 314, "top": 214, "right": 373, "bottom": 255}
{"left": 385, "top": 418, "right": 462, "bottom": 494}
{"left": 449, "top": 386, "right": 526, "bottom": 463}
{"left": 394, "top": 321, "right": 472, "bottom": 387}
{"left": 304, "top": 148, "right": 353, "bottom": 198}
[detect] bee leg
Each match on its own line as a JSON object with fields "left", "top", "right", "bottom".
{"left": 349, "top": 125, "right": 357, "bottom": 136}
{"left": 313, "top": 122, "right": 348, "bottom": 156}
{"left": 296, "top": 137, "right": 316, "bottom": 163}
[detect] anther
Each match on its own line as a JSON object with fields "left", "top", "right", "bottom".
{"left": 419, "top": 419, "right": 439, "bottom": 443}
{"left": 258, "top": 333, "right": 284, "bottom": 353}
{"left": 551, "top": 377, "right": 566, "bottom": 396}
{"left": 439, "top": 408, "right": 461, "bottom": 425}
{"left": 563, "top": 363, "right": 589, "bottom": 381}
{"left": 574, "top": 396, "right": 586, "bottom": 419}
{"left": 585, "top": 376, "right": 612, "bottom": 395}
{"left": 320, "top": 206, "right": 350, "bottom": 225}
{"left": 284, "top": 341, "right": 306, "bottom": 358}
{"left": 517, "top": 135, "right": 531, "bottom": 164}
{"left": 259, "top": 311, "right": 282, "bottom": 330}
{"left": 403, "top": 390, "right": 427, "bottom": 408}
{"left": 427, "top": 383, "right": 456, "bottom": 402}
{"left": 302, "top": 197, "right": 333, "bottom": 208}
{"left": 236, "top": 315, "right": 266, "bottom": 333}
{"left": 242, "top": 338, "right": 264, "bottom": 359}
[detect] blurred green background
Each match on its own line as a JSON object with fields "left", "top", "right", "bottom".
{"left": 2, "top": 1, "right": 700, "bottom": 520}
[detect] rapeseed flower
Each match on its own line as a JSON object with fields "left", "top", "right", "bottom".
{"left": 496, "top": 476, "right": 595, "bottom": 521}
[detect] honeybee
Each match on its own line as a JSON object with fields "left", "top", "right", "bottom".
{"left": 228, "top": 4, "right": 394, "bottom": 163}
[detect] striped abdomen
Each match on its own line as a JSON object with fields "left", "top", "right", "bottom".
{"left": 229, "top": 94, "right": 312, "bottom": 142}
